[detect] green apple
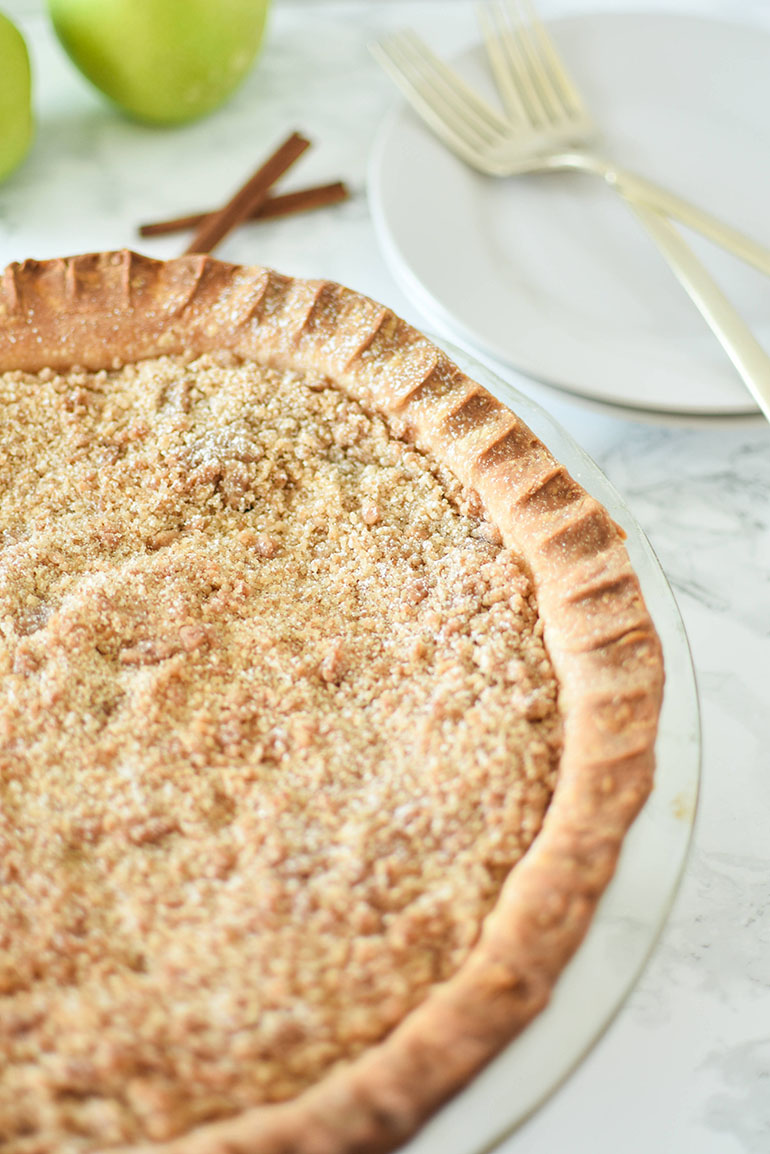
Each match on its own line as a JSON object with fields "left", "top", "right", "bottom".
{"left": 0, "top": 11, "right": 33, "bottom": 182}
{"left": 47, "top": 0, "right": 270, "bottom": 125}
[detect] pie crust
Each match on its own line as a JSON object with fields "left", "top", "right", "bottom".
{"left": 0, "top": 250, "right": 664, "bottom": 1154}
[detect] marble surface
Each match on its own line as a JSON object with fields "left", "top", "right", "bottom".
{"left": 1, "top": 1, "right": 768, "bottom": 1152}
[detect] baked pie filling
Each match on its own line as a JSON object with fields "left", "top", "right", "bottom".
{"left": 0, "top": 353, "right": 562, "bottom": 1151}
{"left": 0, "top": 251, "right": 663, "bottom": 1154}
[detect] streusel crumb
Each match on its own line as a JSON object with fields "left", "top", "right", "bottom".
{"left": 0, "top": 354, "right": 561, "bottom": 1152}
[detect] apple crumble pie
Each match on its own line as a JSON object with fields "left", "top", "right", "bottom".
{"left": 0, "top": 251, "right": 663, "bottom": 1154}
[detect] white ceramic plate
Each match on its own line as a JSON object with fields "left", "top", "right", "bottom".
{"left": 369, "top": 12, "right": 770, "bottom": 416}
{"left": 399, "top": 340, "right": 700, "bottom": 1152}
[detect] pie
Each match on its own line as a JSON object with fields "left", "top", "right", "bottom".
{"left": 0, "top": 251, "right": 663, "bottom": 1154}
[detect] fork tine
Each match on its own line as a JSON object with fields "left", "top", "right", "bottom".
{"left": 477, "top": 4, "right": 531, "bottom": 126}
{"left": 371, "top": 39, "right": 485, "bottom": 157}
{"left": 371, "top": 34, "right": 507, "bottom": 169}
{"left": 507, "top": 0, "right": 574, "bottom": 125}
{"left": 505, "top": 0, "right": 563, "bottom": 122}
{"left": 512, "top": 0, "right": 565, "bottom": 119}
{"left": 519, "top": 0, "right": 586, "bottom": 120}
{"left": 481, "top": 1, "right": 558, "bottom": 127}
{"left": 400, "top": 31, "right": 510, "bottom": 141}
{"left": 376, "top": 32, "right": 508, "bottom": 143}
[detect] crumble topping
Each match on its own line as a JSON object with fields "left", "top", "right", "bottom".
{"left": 0, "top": 353, "right": 561, "bottom": 1152}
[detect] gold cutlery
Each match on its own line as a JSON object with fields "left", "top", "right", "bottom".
{"left": 372, "top": 4, "right": 770, "bottom": 419}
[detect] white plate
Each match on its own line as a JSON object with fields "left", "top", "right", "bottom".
{"left": 369, "top": 12, "right": 770, "bottom": 416}
{"left": 399, "top": 341, "right": 700, "bottom": 1152}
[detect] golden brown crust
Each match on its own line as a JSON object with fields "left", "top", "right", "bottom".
{"left": 0, "top": 251, "right": 664, "bottom": 1154}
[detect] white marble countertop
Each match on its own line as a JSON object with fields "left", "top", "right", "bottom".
{"left": 1, "top": 1, "right": 768, "bottom": 1152}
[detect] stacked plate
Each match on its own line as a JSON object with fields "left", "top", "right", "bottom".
{"left": 369, "top": 12, "right": 770, "bottom": 419}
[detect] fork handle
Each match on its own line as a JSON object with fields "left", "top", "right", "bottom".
{"left": 623, "top": 197, "right": 770, "bottom": 421}
{"left": 562, "top": 152, "right": 770, "bottom": 278}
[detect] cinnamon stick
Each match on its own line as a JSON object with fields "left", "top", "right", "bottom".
{"left": 139, "top": 181, "right": 349, "bottom": 239}
{"left": 183, "top": 131, "right": 311, "bottom": 255}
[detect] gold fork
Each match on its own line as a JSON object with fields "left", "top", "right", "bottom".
{"left": 372, "top": 17, "right": 770, "bottom": 275}
{"left": 372, "top": 13, "right": 770, "bottom": 420}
